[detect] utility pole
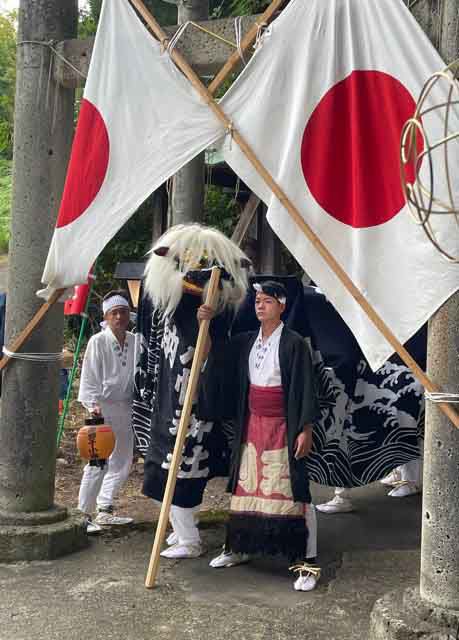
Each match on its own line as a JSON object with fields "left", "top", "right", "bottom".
{"left": 0, "top": 0, "right": 86, "bottom": 560}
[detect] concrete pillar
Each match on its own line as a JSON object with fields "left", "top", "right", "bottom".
{"left": 420, "top": 296, "right": 459, "bottom": 609}
{"left": 151, "top": 186, "right": 168, "bottom": 243}
{"left": 257, "top": 205, "right": 282, "bottom": 274}
{"left": 371, "top": 1, "right": 459, "bottom": 635}
{"left": 413, "top": 0, "right": 459, "bottom": 612}
{"left": 170, "top": 0, "right": 209, "bottom": 226}
{"left": 170, "top": 153, "right": 205, "bottom": 225}
{"left": 0, "top": 0, "right": 86, "bottom": 560}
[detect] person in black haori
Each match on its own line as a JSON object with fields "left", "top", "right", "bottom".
{"left": 199, "top": 280, "right": 322, "bottom": 592}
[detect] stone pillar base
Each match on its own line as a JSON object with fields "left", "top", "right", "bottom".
{"left": 0, "top": 507, "right": 88, "bottom": 562}
{"left": 370, "top": 587, "right": 459, "bottom": 639}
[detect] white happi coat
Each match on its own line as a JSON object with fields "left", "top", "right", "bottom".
{"left": 77, "top": 327, "right": 136, "bottom": 513}
{"left": 78, "top": 327, "right": 135, "bottom": 412}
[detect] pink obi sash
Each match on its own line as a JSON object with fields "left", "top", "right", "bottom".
{"left": 248, "top": 384, "right": 285, "bottom": 418}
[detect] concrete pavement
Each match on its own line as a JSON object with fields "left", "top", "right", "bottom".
{"left": 0, "top": 482, "right": 422, "bottom": 640}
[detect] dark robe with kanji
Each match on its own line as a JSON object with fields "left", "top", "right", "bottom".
{"left": 133, "top": 292, "right": 231, "bottom": 508}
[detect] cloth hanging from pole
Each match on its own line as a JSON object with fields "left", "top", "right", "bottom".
{"left": 218, "top": 0, "right": 459, "bottom": 370}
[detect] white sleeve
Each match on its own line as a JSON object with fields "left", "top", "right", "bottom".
{"left": 78, "top": 337, "right": 103, "bottom": 410}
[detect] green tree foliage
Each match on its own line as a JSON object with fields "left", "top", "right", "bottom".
{"left": 0, "top": 158, "right": 11, "bottom": 253}
{"left": 0, "top": 12, "right": 16, "bottom": 160}
{"left": 0, "top": 12, "right": 16, "bottom": 254}
{"left": 81, "top": 0, "right": 177, "bottom": 34}
{"left": 228, "top": 0, "right": 269, "bottom": 16}
{"left": 203, "top": 184, "right": 240, "bottom": 236}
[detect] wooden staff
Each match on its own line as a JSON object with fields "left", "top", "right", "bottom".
{"left": 145, "top": 267, "right": 221, "bottom": 588}
{"left": 131, "top": 0, "right": 459, "bottom": 429}
{"left": 0, "top": 287, "right": 65, "bottom": 371}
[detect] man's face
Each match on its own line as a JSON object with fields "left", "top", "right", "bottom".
{"left": 104, "top": 305, "right": 130, "bottom": 332}
{"left": 255, "top": 293, "right": 285, "bottom": 323}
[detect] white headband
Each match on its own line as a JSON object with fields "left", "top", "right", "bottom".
{"left": 102, "top": 295, "right": 129, "bottom": 316}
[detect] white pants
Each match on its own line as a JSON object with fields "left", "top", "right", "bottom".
{"left": 78, "top": 402, "right": 133, "bottom": 514}
{"left": 161, "top": 503, "right": 316, "bottom": 555}
{"left": 334, "top": 487, "right": 352, "bottom": 500}
{"left": 400, "top": 458, "right": 422, "bottom": 485}
{"left": 154, "top": 501, "right": 201, "bottom": 546}
{"left": 306, "top": 503, "right": 318, "bottom": 559}
{"left": 331, "top": 458, "right": 423, "bottom": 500}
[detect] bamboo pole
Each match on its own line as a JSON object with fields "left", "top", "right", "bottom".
{"left": 56, "top": 274, "right": 96, "bottom": 446}
{"left": 0, "top": 287, "right": 65, "bottom": 371}
{"left": 131, "top": 0, "right": 459, "bottom": 429}
{"left": 145, "top": 266, "right": 221, "bottom": 588}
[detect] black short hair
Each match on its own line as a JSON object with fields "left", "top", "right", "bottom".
{"left": 103, "top": 289, "right": 129, "bottom": 303}
{"left": 253, "top": 280, "right": 287, "bottom": 303}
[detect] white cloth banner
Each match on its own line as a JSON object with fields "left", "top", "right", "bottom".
{"left": 39, "top": 0, "right": 223, "bottom": 297}
{"left": 219, "top": 0, "right": 459, "bottom": 370}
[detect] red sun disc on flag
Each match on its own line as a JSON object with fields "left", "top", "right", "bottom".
{"left": 56, "top": 99, "right": 110, "bottom": 228}
{"left": 301, "top": 70, "right": 422, "bottom": 228}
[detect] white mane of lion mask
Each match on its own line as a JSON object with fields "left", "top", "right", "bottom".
{"left": 144, "top": 224, "right": 250, "bottom": 317}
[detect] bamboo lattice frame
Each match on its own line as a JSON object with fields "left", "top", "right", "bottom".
{"left": 400, "top": 59, "right": 459, "bottom": 262}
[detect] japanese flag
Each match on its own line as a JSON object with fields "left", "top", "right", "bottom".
{"left": 220, "top": 0, "right": 459, "bottom": 370}
{"left": 39, "top": 0, "right": 223, "bottom": 298}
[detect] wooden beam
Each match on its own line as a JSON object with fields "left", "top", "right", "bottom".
{"left": 54, "top": 14, "right": 262, "bottom": 88}
{"left": 231, "top": 191, "right": 260, "bottom": 246}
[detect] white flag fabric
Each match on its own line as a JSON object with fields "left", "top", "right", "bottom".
{"left": 40, "top": 0, "right": 223, "bottom": 297}
{"left": 220, "top": 0, "right": 459, "bottom": 370}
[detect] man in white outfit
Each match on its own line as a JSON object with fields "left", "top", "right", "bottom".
{"left": 78, "top": 291, "right": 135, "bottom": 534}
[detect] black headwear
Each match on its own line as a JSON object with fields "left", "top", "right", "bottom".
{"left": 253, "top": 280, "right": 287, "bottom": 304}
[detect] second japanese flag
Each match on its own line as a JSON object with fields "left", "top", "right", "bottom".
{"left": 220, "top": 0, "right": 459, "bottom": 370}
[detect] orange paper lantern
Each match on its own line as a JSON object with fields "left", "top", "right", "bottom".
{"left": 76, "top": 416, "right": 115, "bottom": 468}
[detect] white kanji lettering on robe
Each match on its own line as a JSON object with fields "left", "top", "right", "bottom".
{"left": 169, "top": 409, "right": 182, "bottom": 436}
{"left": 162, "top": 323, "right": 179, "bottom": 368}
{"left": 187, "top": 414, "right": 213, "bottom": 443}
{"left": 180, "top": 346, "right": 194, "bottom": 365}
{"left": 177, "top": 445, "right": 210, "bottom": 478}
{"left": 161, "top": 451, "right": 185, "bottom": 471}
{"left": 175, "top": 367, "right": 191, "bottom": 406}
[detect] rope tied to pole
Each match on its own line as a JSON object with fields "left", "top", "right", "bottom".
{"left": 254, "top": 20, "right": 268, "bottom": 50}
{"left": 425, "top": 391, "right": 459, "bottom": 404}
{"left": 226, "top": 120, "right": 234, "bottom": 150}
{"left": 166, "top": 20, "right": 236, "bottom": 57}
{"left": 2, "top": 347, "right": 63, "bottom": 363}
{"left": 18, "top": 39, "right": 88, "bottom": 80}
{"left": 234, "top": 16, "right": 246, "bottom": 65}
{"left": 167, "top": 22, "right": 189, "bottom": 54}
